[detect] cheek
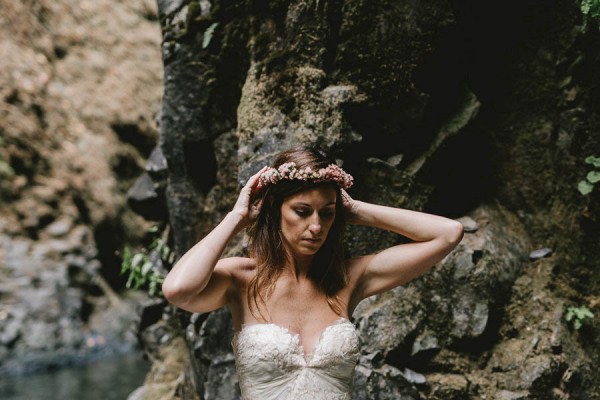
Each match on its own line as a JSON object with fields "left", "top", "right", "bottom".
{"left": 324, "top": 221, "right": 335, "bottom": 235}
{"left": 281, "top": 212, "right": 302, "bottom": 237}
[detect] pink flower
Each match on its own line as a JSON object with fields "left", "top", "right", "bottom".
{"left": 257, "top": 162, "right": 353, "bottom": 189}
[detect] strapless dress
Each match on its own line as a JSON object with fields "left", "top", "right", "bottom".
{"left": 231, "top": 317, "right": 360, "bottom": 400}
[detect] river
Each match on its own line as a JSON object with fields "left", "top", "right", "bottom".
{"left": 0, "top": 352, "right": 151, "bottom": 400}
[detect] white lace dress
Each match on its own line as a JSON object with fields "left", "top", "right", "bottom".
{"left": 231, "top": 318, "right": 360, "bottom": 400}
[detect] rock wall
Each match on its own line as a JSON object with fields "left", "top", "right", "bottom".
{"left": 135, "top": 0, "right": 600, "bottom": 398}
{"left": 0, "top": 0, "right": 164, "bottom": 374}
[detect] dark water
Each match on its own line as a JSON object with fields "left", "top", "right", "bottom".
{"left": 0, "top": 352, "right": 151, "bottom": 400}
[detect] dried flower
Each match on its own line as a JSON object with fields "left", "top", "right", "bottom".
{"left": 258, "top": 162, "right": 353, "bottom": 189}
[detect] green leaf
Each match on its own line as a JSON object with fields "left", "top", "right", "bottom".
{"left": 565, "top": 309, "right": 574, "bottom": 321}
{"left": 587, "top": 171, "right": 600, "bottom": 183}
{"left": 160, "top": 244, "right": 170, "bottom": 261}
{"left": 577, "top": 307, "right": 594, "bottom": 319}
{"left": 141, "top": 260, "right": 153, "bottom": 275}
{"left": 126, "top": 272, "right": 134, "bottom": 288}
{"left": 582, "top": 0, "right": 592, "bottom": 14}
{"left": 578, "top": 180, "right": 594, "bottom": 195}
{"left": 133, "top": 271, "right": 143, "bottom": 289}
{"left": 585, "top": 155, "right": 600, "bottom": 168}
{"left": 202, "top": 22, "right": 219, "bottom": 49}
{"left": 131, "top": 253, "right": 145, "bottom": 268}
{"left": 120, "top": 247, "right": 132, "bottom": 274}
{"left": 565, "top": 306, "right": 594, "bottom": 329}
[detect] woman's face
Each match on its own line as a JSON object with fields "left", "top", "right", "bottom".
{"left": 280, "top": 185, "right": 337, "bottom": 257}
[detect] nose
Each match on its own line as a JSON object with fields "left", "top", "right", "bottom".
{"left": 308, "top": 213, "right": 322, "bottom": 235}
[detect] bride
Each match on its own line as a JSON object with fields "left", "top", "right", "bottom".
{"left": 162, "top": 146, "right": 464, "bottom": 399}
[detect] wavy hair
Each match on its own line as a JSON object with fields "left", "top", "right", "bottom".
{"left": 245, "top": 146, "right": 348, "bottom": 320}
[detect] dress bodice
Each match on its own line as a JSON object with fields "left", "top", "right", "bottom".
{"left": 231, "top": 318, "right": 360, "bottom": 400}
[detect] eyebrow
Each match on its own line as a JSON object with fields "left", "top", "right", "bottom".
{"left": 292, "top": 202, "right": 336, "bottom": 207}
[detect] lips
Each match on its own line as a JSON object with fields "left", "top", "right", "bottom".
{"left": 302, "top": 238, "right": 321, "bottom": 243}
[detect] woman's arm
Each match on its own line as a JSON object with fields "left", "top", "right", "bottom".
{"left": 161, "top": 167, "right": 266, "bottom": 313}
{"left": 345, "top": 192, "right": 464, "bottom": 302}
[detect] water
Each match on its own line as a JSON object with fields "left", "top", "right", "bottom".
{"left": 0, "top": 352, "right": 151, "bottom": 400}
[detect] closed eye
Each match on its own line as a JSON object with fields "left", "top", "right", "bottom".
{"left": 294, "top": 208, "right": 311, "bottom": 217}
{"left": 319, "top": 209, "right": 335, "bottom": 218}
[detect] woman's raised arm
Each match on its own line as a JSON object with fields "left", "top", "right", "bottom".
{"left": 161, "top": 167, "right": 266, "bottom": 313}
{"left": 344, "top": 191, "right": 464, "bottom": 303}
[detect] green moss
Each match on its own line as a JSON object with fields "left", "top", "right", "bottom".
{"left": 581, "top": 0, "right": 600, "bottom": 32}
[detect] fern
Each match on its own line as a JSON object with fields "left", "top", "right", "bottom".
{"left": 120, "top": 226, "right": 174, "bottom": 296}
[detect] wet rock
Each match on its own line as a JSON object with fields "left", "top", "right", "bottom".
{"left": 45, "top": 217, "right": 73, "bottom": 237}
{"left": 488, "top": 339, "right": 532, "bottom": 372}
{"left": 402, "top": 368, "right": 426, "bottom": 385}
{"left": 138, "top": 299, "right": 167, "bottom": 332}
{"left": 386, "top": 153, "right": 404, "bottom": 167}
{"left": 22, "top": 321, "right": 57, "bottom": 351}
{"left": 425, "top": 373, "right": 469, "bottom": 399}
{"left": 142, "top": 0, "right": 600, "bottom": 398}
{"left": 456, "top": 216, "right": 478, "bottom": 233}
{"left": 410, "top": 333, "right": 440, "bottom": 365}
{"left": 449, "top": 294, "right": 489, "bottom": 339}
{"left": 0, "top": 319, "right": 21, "bottom": 347}
{"left": 188, "top": 308, "right": 239, "bottom": 399}
{"left": 15, "top": 197, "right": 56, "bottom": 230}
{"left": 145, "top": 145, "right": 168, "bottom": 179}
{"left": 529, "top": 247, "right": 552, "bottom": 260}
{"left": 127, "top": 172, "right": 168, "bottom": 220}
{"left": 353, "top": 364, "right": 421, "bottom": 400}
{"left": 128, "top": 335, "right": 200, "bottom": 400}
{"left": 495, "top": 390, "right": 529, "bottom": 400}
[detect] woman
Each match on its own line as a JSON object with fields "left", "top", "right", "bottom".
{"left": 162, "top": 146, "right": 464, "bottom": 399}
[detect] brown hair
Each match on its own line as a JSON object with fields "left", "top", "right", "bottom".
{"left": 246, "top": 146, "right": 348, "bottom": 320}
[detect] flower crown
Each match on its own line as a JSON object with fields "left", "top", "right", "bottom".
{"left": 258, "top": 162, "right": 353, "bottom": 190}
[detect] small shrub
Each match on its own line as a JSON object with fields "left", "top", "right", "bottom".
{"left": 565, "top": 305, "right": 594, "bottom": 330}
{"left": 120, "top": 226, "right": 174, "bottom": 296}
{"left": 578, "top": 155, "right": 600, "bottom": 195}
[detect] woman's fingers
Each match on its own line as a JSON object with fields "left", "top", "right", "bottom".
{"left": 247, "top": 166, "right": 269, "bottom": 199}
{"left": 341, "top": 189, "right": 353, "bottom": 206}
{"left": 234, "top": 167, "right": 268, "bottom": 212}
{"left": 250, "top": 166, "right": 268, "bottom": 184}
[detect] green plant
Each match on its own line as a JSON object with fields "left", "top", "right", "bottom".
{"left": 202, "top": 22, "right": 219, "bottom": 48}
{"left": 581, "top": 0, "right": 600, "bottom": 32}
{"left": 565, "top": 305, "right": 594, "bottom": 330}
{"left": 577, "top": 155, "right": 600, "bottom": 195}
{"left": 120, "top": 226, "right": 174, "bottom": 296}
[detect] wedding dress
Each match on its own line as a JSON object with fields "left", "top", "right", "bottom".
{"left": 232, "top": 317, "right": 360, "bottom": 400}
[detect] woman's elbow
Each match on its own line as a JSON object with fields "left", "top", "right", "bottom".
{"left": 445, "top": 220, "right": 464, "bottom": 246}
{"left": 162, "top": 277, "right": 191, "bottom": 306}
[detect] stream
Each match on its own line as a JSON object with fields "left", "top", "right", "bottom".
{"left": 0, "top": 352, "right": 151, "bottom": 400}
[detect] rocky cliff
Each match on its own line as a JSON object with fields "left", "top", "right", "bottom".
{"left": 108, "top": 0, "right": 600, "bottom": 398}
{"left": 0, "top": 0, "right": 163, "bottom": 374}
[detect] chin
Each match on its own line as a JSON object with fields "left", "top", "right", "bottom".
{"left": 292, "top": 245, "right": 321, "bottom": 257}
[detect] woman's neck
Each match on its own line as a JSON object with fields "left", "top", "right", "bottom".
{"left": 284, "top": 253, "right": 313, "bottom": 282}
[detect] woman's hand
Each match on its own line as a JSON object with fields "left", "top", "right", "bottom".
{"left": 231, "top": 167, "right": 268, "bottom": 227}
{"left": 341, "top": 189, "right": 361, "bottom": 224}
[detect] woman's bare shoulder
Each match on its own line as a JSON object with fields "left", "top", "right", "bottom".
{"left": 217, "top": 256, "right": 257, "bottom": 279}
{"left": 345, "top": 255, "right": 372, "bottom": 282}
